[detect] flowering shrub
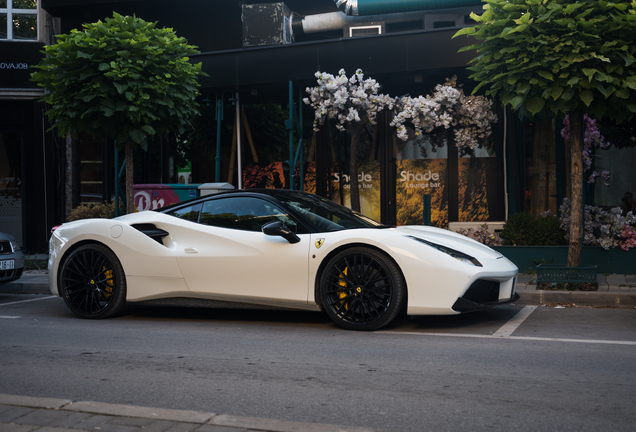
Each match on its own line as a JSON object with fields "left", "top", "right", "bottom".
{"left": 561, "top": 114, "right": 611, "bottom": 186}
{"left": 559, "top": 198, "right": 636, "bottom": 250}
{"left": 456, "top": 224, "right": 503, "bottom": 246}
{"left": 620, "top": 226, "right": 636, "bottom": 251}
{"left": 391, "top": 77, "right": 497, "bottom": 154}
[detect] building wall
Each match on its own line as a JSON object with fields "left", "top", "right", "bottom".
{"left": 1, "top": 2, "right": 58, "bottom": 252}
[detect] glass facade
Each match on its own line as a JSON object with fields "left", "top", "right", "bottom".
{"left": 239, "top": 100, "right": 503, "bottom": 228}
{"left": 522, "top": 119, "right": 559, "bottom": 218}
{"left": 0, "top": 131, "right": 22, "bottom": 245}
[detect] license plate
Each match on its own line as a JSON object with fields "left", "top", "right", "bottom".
{"left": 0, "top": 259, "right": 14, "bottom": 270}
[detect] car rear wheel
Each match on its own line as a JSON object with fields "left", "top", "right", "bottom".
{"left": 59, "top": 244, "right": 126, "bottom": 319}
{"left": 320, "top": 247, "right": 405, "bottom": 331}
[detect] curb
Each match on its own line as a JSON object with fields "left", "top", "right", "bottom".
{"left": 517, "top": 290, "right": 636, "bottom": 307}
{"left": 0, "top": 393, "right": 381, "bottom": 432}
{"left": 64, "top": 400, "right": 215, "bottom": 424}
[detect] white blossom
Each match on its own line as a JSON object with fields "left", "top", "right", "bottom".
{"left": 304, "top": 69, "right": 394, "bottom": 132}
{"left": 390, "top": 77, "right": 497, "bottom": 153}
{"left": 304, "top": 72, "right": 496, "bottom": 154}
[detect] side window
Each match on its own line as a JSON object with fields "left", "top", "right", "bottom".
{"left": 166, "top": 203, "right": 201, "bottom": 222}
{"left": 200, "top": 197, "right": 300, "bottom": 232}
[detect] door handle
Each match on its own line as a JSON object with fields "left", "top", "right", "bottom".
{"left": 184, "top": 247, "right": 198, "bottom": 254}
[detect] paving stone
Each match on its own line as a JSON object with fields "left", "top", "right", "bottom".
{"left": 10, "top": 409, "right": 77, "bottom": 428}
{"left": 30, "top": 427, "right": 82, "bottom": 432}
{"left": 83, "top": 423, "right": 139, "bottom": 432}
{"left": 194, "top": 425, "right": 249, "bottom": 432}
{"left": 0, "top": 406, "right": 16, "bottom": 416}
{"left": 0, "top": 408, "right": 35, "bottom": 424}
{"left": 56, "top": 413, "right": 93, "bottom": 428}
{"left": 68, "top": 414, "right": 112, "bottom": 430}
{"left": 142, "top": 420, "right": 200, "bottom": 432}
{"left": 0, "top": 423, "right": 39, "bottom": 432}
{"left": 106, "top": 416, "right": 154, "bottom": 427}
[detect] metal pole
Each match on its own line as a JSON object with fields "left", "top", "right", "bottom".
{"left": 299, "top": 87, "right": 304, "bottom": 191}
{"left": 236, "top": 92, "right": 242, "bottom": 189}
{"left": 289, "top": 80, "right": 295, "bottom": 190}
{"left": 423, "top": 194, "right": 431, "bottom": 226}
{"left": 114, "top": 145, "right": 121, "bottom": 217}
{"left": 215, "top": 97, "right": 223, "bottom": 183}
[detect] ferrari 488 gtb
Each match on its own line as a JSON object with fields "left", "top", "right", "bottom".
{"left": 49, "top": 189, "right": 519, "bottom": 330}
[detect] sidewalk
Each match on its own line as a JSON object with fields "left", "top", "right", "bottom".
{"left": 3, "top": 271, "right": 635, "bottom": 308}
{"left": 514, "top": 273, "right": 636, "bottom": 307}
{"left": 0, "top": 393, "right": 379, "bottom": 432}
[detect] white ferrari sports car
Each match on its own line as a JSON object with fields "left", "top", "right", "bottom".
{"left": 49, "top": 189, "right": 519, "bottom": 331}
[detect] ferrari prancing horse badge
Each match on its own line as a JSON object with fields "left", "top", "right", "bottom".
{"left": 315, "top": 238, "right": 325, "bottom": 249}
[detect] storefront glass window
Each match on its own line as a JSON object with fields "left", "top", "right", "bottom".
{"left": 591, "top": 122, "right": 636, "bottom": 210}
{"left": 458, "top": 145, "right": 498, "bottom": 222}
{"left": 522, "top": 119, "right": 558, "bottom": 218}
{"left": 80, "top": 135, "right": 103, "bottom": 202}
{"left": 0, "top": 131, "right": 22, "bottom": 245}
{"left": 325, "top": 121, "right": 380, "bottom": 222}
{"left": 394, "top": 130, "right": 448, "bottom": 227}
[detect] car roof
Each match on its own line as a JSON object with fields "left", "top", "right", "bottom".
{"left": 156, "top": 188, "right": 312, "bottom": 213}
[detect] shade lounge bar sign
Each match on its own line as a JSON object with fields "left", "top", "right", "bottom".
{"left": 400, "top": 169, "right": 441, "bottom": 189}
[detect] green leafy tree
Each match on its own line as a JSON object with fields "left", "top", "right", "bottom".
{"left": 31, "top": 13, "right": 205, "bottom": 213}
{"left": 455, "top": 0, "right": 636, "bottom": 266}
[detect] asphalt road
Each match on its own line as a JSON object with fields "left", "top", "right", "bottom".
{"left": 1, "top": 293, "right": 635, "bottom": 432}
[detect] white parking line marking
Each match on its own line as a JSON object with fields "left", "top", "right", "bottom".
{"left": 493, "top": 305, "right": 537, "bottom": 337}
{"left": 0, "top": 296, "right": 57, "bottom": 307}
{"left": 0, "top": 316, "right": 20, "bottom": 319}
{"left": 378, "top": 331, "right": 636, "bottom": 346}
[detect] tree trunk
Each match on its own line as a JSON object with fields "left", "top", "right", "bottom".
{"left": 349, "top": 125, "right": 362, "bottom": 212}
{"left": 567, "top": 113, "right": 584, "bottom": 267}
{"left": 125, "top": 142, "right": 134, "bottom": 214}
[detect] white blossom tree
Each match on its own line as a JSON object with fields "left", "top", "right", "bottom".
{"left": 305, "top": 71, "right": 497, "bottom": 212}
{"left": 391, "top": 77, "right": 497, "bottom": 155}
{"left": 304, "top": 69, "right": 394, "bottom": 211}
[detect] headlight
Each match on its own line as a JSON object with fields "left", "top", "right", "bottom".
{"left": 405, "top": 235, "right": 482, "bottom": 267}
{"left": 10, "top": 240, "right": 20, "bottom": 253}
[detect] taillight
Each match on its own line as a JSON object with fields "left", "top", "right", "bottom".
{"left": 51, "top": 225, "right": 60, "bottom": 233}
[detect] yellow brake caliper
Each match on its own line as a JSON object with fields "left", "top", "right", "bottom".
{"left": 103, "top": 267, "right": 114, "bottom": 299}
{"left": 338, "top": 267, "right": 349, "bottom": 309}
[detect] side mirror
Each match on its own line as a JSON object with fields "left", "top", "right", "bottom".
{"left": 262, "top": 220, "right": 300, "bottom": 244}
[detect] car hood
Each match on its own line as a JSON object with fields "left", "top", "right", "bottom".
{"left": 394, "top": 225, "right": 503, "bottom": 259}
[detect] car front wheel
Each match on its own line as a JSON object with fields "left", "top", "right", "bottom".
{"left": 59, "top": 244, "right": 126, "bottom": 319}
{"left": 320, "top": 247, "right": 405, "bottom": 331}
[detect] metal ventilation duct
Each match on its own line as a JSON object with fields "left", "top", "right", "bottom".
{"left": 334, "top": 0, "right": 483, "bottom": 16}
{"left": 299, "top": 10, "right": 427, "bottom": 34}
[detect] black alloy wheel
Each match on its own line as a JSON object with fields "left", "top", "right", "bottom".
{"left": 59, "top": 244, "right": 126, "bottom": 319}
{"left": 320, "top": 247, "right": 405, "bottom": 331}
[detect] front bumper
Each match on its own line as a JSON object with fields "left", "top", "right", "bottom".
{"left": 452, "top": 277, "right": 519, "bottom": 313}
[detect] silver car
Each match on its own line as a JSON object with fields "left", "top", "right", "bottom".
{"left": 0, "top": 232, "right": 24, "bottom": 285}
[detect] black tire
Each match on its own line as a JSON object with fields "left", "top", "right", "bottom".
{"left": 319, "top": 247, "right": 405, "bottom": 331}
{"left": 59, "top": 244, "right": 127, "bottom": 319}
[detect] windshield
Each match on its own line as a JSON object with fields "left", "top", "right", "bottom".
{"left": 275, "top": 192, "right": 387, "bottom": 231}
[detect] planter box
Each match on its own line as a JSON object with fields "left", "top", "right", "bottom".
{"left": 536, "top": 264, "right": 597, "bottom": 286}
{"left": 491, "top": 246, "right": 636, "bottom": 274}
